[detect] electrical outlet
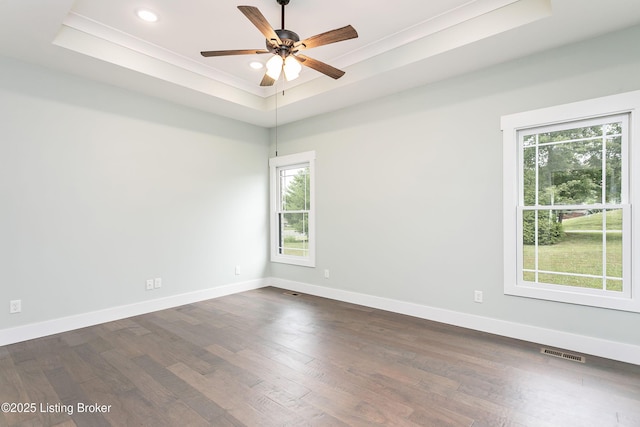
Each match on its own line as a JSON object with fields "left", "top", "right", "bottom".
{"left": 146, "top": 279, "right": 154, "bottom": 290}
{"left": 9, "top": 299, "right": 21, "bottom": 314}
{"left": 324, "top": 269, "right": 330, "bottom": 279}
{"left": 474, "top": 290, "right": 483, "bottom": 303}
{"left": 235, "top": 265, "right": 241, "bottom": 276}
{"left": 154, "top": 277, "right": 162, "bottom": 289}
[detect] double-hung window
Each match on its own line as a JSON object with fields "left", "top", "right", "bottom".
{"left": 269, "top": 151, "right": 316, "bottom": 267}
{"left": 502, "top": 91, "right": 640, "bottom": 312}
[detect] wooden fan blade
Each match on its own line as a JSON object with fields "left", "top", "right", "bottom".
{"left": 238, "top": 6, "right": 282, "bottom": 46}
{"left": 294, "top": 25, "right": 358, "bottom": 50}
{"left": 260, "top": 73, "right": 276, "bottom": 86}
{"left": 201, "top": 49, "right": 270, "bottom": 57}
{"left": 295, "top": 54, "right": 345, "bottom": 79}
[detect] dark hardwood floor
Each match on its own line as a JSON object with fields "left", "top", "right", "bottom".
{"left": 1, "top": 286, "right": 639, "bottom": 426}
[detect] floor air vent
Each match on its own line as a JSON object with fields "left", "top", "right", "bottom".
{"left": 541, "top": 347, "right": 586, "bottom": 363}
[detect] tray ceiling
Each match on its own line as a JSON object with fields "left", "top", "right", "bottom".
{"left": 1, "top": 0, "right": 639, "bottom": 126}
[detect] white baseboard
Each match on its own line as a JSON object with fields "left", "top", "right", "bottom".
{"left": 269, "top": 278, "right": 640, "bottom": 366}
{"left": 3, "top": 277, "right": 638, "bottom": 366}
{"left": 0, "top": 279, "right": 268, "bottom": 347}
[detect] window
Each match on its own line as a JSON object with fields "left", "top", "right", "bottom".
{"left": 502, "top": 91, "right": 640, "bottom": 312}
{"left": 269, "top": 151, "right": 316, "bottom": 267}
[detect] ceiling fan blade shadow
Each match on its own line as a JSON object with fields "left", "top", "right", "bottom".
{"left": 238, "top": 5, "right": 282, "bottom": 46}
{"left": 260, "top": 73, "right": 276, "bottom": 86}
{"left": 294, "top": 25, "right": 358, "bottom": 50}
{"left": 295, "top": 54, "right": 345, "bottom": 79}
{"left": 201, "top": 49, "right": 270, "bottom": 57}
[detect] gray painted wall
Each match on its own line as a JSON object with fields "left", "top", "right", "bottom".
{"left": 2, "top": 24, "right": 639, "bottom": 350}
{"left": 270, "top": 25, "right": 640, "bottom": 346}
{"left": 0, "top": 57, "right": 270, "bottom": 329}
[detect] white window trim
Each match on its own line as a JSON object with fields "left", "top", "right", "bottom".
{"left": 502, "top": 90, "right": 640, "bottom": 312}
{"left": 269, "top": 151, "right": 316, "bottom": 267}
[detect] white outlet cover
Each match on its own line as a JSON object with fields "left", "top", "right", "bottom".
{"left": 9, "top": 300, "right": 21, "bottom": 313}
{"left": 474, "top": 290, "right": 483, "bottom": 303}
{"left": 154, "top": 278, "right": 162, "bottom": 288}
{"left": 146, "top": 279, "right": 154, "bottom": 290}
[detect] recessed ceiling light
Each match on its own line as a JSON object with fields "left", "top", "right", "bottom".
{"left": 249, "top": 61, "right": 264, "bottom": 70}
{"left": 136, "top": 9, "right": 158, "bottom": 23}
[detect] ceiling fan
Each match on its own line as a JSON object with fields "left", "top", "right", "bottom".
{"left": 200, "top": 0, "right": 358, "bottom": 86}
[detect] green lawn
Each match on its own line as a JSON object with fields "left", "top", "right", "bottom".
{"left": 562, "top": 209, "right": 622, "bottom": 231}
{"left": 523, "top": 210, "right": 623, "bottom": 291}
{"left": 281, "top": 237, "right": 308, "bottom": 256}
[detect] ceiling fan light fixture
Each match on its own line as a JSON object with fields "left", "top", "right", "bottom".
{"left": 283, "top": 56, "right": 301, "bottom": 81}
{"left": 265, "top": 55, "right": 283, "bottom": 80}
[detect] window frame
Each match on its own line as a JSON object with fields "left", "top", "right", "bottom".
{"left": 269, "top": 151, "right": 316, "bottom": 267}
{"left": 502, "top": 90, "right": 640, "bottom": 312}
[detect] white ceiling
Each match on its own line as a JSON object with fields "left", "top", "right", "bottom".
{"left": 1, "top": 0, "right": 640, "bottom": 127}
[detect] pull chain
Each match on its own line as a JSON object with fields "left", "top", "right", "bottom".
{"left": 274, "top": 83, "right": 278, "bottom": 157}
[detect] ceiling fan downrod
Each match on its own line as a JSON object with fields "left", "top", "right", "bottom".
{"left": 277, "top": 0, "right": 290, "bottom": 30}
{"left": 271, "top": 0, "right": 298, "bottom": 60}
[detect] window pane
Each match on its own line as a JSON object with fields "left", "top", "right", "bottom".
{"left": 537, "top": 140, "right": 602, "bottom": 206}
{"left": 538, "top": 273, "right": 603, "bottom": 289}
{"left": 278, "top": 212, "right": 309, "bottom": 257}
{"left": 606, "top": 209, "right": 623, "bottom": 292}
{"left": 523, "top": 134, "right": 537, "bottom": 147}
{"left": 522, "top": 210, "right": 536, "bottom": 271}
{"left": 521, "top": 208, "right": 625, "bottom": 291}
{"left": 280, "top": 166, "right": 310, "bottom": 211}
{"left": 521, "top": 209, "right": 618, "bottom": 290}
{"left": 538, "top": 125, "right": 603, "bottom": 144}
{"left": 543, "top": 210, "right": 602, "bottom": 277}
{"left": 607, "top": 279, "right": 623, "bottom": 292}
{"left": 606, "top": 135, "right": 622, "bottom": 203}
{"left": 537, "top": 210, "right": 563, "bottom": 245}
{"left": 537, "top": 230, "right": 603, "bottom": 277}
{"left": 522, "top": 147, "right": 536, "bottom": 206}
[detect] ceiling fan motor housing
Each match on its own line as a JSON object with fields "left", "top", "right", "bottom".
{"left": 267, "top": 29, "right": 300, "bottom": 57}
